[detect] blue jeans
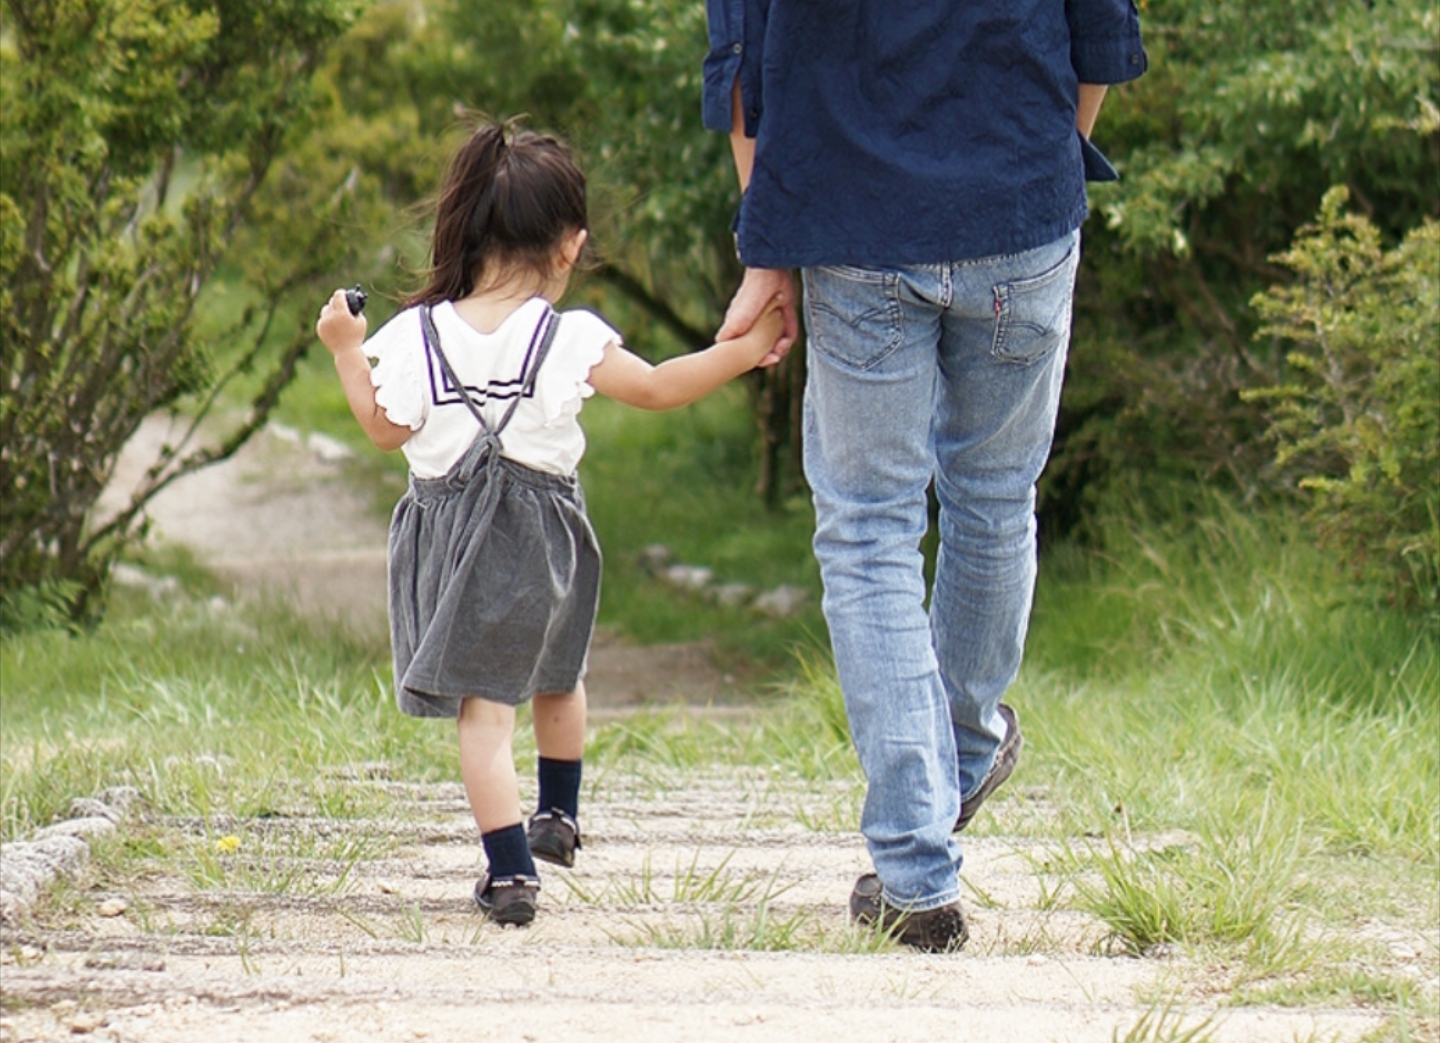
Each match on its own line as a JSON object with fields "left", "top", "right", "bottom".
{"left": 801, "top": 230, "right": 1080, "bottom": 910}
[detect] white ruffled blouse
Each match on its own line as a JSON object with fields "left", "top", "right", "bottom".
{"left": 367, "top": 298, "right": 615, "bottom": 479}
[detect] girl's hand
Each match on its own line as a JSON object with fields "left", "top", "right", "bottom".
{"left": 726, "top": 299, "right": 787, "bottom": 369}
{"left": 316, "top": 289, "right": 367, "bottom": 355}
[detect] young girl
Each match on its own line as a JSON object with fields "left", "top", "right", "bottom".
{"left": 315, "top": 119, "right": 783, "bottom": 926}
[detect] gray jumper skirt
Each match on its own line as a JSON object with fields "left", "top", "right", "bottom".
{"left": 387, "top": 304, "right": 602, "bottom": 718}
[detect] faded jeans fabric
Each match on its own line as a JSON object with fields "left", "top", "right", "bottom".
{"left": 801, "top": 230, "right": 1080, "bottom": 910}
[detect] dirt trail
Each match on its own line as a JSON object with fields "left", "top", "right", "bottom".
{"left": 0, "top": 772, "right": 1385, "bottom": 1043}
{"left": 0, "top": 421, "right": 1395, "bottom": 1042}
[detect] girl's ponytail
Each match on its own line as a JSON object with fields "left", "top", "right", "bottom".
{"left": 409, "top": 118, "right": 587, "bottom": 307}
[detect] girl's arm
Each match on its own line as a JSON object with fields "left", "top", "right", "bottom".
{"left": 315, "top": 289, "right": 412, "bottom": 452}
{"left": 588, "top": 304, "right": 784, "bottom": 411}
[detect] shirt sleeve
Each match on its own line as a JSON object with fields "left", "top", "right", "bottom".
{"left": 537, "top": 309, "right": 620, "bottom": 427}
{"left": 1067, "top": 0, "right": 1149, "bottom": 85}
{"left": 702, "top": 0, "right": 770, "bottom": 135}
{"left": 367, "top": 307, "right": 428, "bottom": 432}
{"left": 702, "top": 0, "right": 742, "bottom": 132}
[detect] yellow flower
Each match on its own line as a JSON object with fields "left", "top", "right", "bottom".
{"left": 214, "top": 835, "right": 241, "bottom": 854}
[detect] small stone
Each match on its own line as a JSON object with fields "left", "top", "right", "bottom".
{"left": 637, "top": 544, "right": 673, "bottom": 572}
{"left": 1026, "top": 953, "right": 1048, "bottom": 966}
{"left": 307, "top": 432, "right": 353, "bottom": 463}
{"left": 68, "top": 798, "right": 120, "bottom": 823}
{"left": 711, "top": 582, "right": 754, "bottom": 607}
{"left": 67, "top": 1011, "right": 105, "bottom": 1033}
{"left": 97, "top": 787, "right": 141, "bottom": 813}
{"left": 663, "top": 564, "right": 713, "bottom": 591}
{"left": 35, "top": 817, "right": 115, "bottom": 841}
{"left": 753, "top": 584, "right": 808, "bottom": 616}
{"left": 97, "top": 898, "right": 127, "bottom": 917}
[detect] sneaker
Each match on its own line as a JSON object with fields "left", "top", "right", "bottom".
{"left": 955, "top": 703, "right": 1023, "bottom": 833}
{"left": 473, "top": 872, "right": 539, "bottom": 926}
{"left": 849, "top": 873, "right": 969, "bottom": 953}
{"left": 527, "top": 809, "right": 581, "bottom": 868}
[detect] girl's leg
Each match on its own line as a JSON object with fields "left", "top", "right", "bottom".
{"left": 457, "top": 696, "right": 537, "bottom": 923}
{"left": 456, "top": 696, "right": 523, "bottom": 832}
{"left": 529, "top": 684, "right": 587, "bottom": 867}
{"left": 533, "top": 682, "right": 587, "bottom": 761}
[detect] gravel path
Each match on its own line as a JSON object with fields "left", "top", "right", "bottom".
{"left": 0, "top": 772, "right": 1386, "bottom": 1043}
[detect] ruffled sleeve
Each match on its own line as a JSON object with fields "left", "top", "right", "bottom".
{"left": 367, "top": 307, "right": 428, "bottom": 431}
{"left": 535, "top": 308, "right": 620, "bottom": 427}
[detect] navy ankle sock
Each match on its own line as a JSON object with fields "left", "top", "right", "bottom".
{"left": 481, "top": 823, "right": 536, "bottom": 879}
{"left": 536, "top": 756, "right": 582, "bottom": 820}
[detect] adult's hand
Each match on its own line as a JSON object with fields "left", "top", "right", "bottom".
{"left": 718, "top": 267, "right": 799, "bottom": 366}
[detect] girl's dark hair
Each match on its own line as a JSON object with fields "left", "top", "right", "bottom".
{"left": 408, "top": 118, "right": 588, "bottom": 306}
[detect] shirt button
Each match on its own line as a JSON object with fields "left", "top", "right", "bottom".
{"left": 1129, "top": 53, "right": 1141, "bottom": 66}
{"left": 732, "top": 42, "right": 743, "bottom": 54}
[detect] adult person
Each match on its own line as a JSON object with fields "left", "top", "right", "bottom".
{"left": 702, "top": 1, "right": 1148, "bottom": 951}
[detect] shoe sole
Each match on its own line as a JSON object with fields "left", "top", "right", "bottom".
{"left": 955, "top": 703, "right": 1022, "bottom": 832}
{"left": 527, "top": 812, "right": 579, "bottom": 868}
{"left": 529, "top": 842, "right": 574, "bottom": 869}
{"left": 485, "top": 901, "right": 536, "bottom": 926}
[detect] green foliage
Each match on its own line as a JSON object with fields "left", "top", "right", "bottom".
{"left": 1051, "top": 0, "right": 1438, "bottom": 554}
{"left": 1100, "top": 1, "right": 1437, "bottom": 257}
{"left": 578, "top": 391, "right": 823, "bottom": 667}
{"left": 430, "top": 0, "right": 739, "bottom": 308}
{"left": 0, "top": 580, "right": 84, "bottom": 634}
{"left": 262, "top": 0, "right": 805, "bottom": 507}
{"left": 271, "top": 0, "right": 743, "bottom": 347}
{"left": 0, "top": 0, "right": 364, "bottom": 621}
{"left": 1245, "top": 188, "right": 1440, "bottom": 613}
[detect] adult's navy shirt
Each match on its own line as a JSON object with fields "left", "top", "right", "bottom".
{"left": 703, "top": 0, "right": 1148, "bottom": 269}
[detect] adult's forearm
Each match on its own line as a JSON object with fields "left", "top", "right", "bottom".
{"left": 1077, "top": 83, "right": 1108, "bottom": 138}
{"left": 729, "top": 78, "right": 756, "bottom": 191}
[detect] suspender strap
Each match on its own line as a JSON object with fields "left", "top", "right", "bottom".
{"left": 419, "top": 303, "right": 561, "bottom": 439}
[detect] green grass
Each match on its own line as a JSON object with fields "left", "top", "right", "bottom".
{"left": 996, "top": 492, "right": 1438, "bottom": 1029}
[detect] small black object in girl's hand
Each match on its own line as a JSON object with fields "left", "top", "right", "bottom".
{"left": 345, "top": 285, "right": 368, "bottom": 316}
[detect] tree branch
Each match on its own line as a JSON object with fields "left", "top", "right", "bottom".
{"left": 593, "top": 262, "right": 712, "bottom": 351}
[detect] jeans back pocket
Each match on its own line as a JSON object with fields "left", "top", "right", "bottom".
{"left": 803, "top": 265, "right": 903, "bottom": 372}
{"left": 991, "top": 243, "right": 1079, "bottom": 365}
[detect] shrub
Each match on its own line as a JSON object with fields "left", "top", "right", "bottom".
{"left": 0, "top": 0, "right": 362, "bottom": 623}
{"left": 1245, "top": 187, "right": 1440, "bottom": 614}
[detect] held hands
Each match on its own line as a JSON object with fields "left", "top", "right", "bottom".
{"left": 722, "top": 298, "right": 787, "bottom": 370}
{"left": 718, "top": 267, "right": 799, "bottom": 366}
{"left": 316, "top": 289, "right": 368, "bottom": 356}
